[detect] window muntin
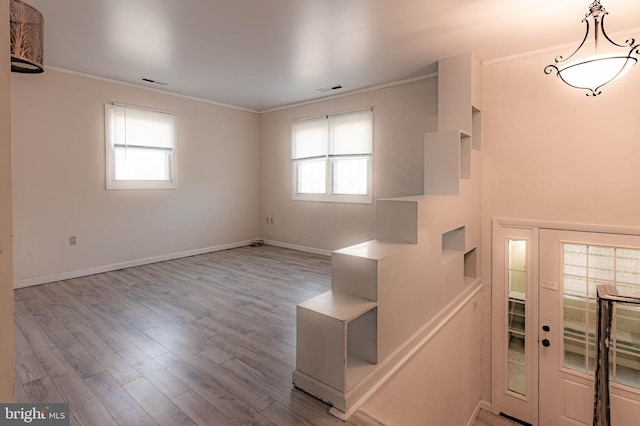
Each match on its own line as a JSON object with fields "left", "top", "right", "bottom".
{"left": 562, "top": 243, "right": 640, "bottom": 390}
{"left": 291, "top": 108, "right": 372, "bottom": 204}
{"left": 105, "top": 104, "right": 177, "bottom": 190}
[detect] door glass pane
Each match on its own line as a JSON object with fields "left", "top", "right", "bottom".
{"left": 562, "top": 244, "right": 640, "bottom": 389}
{"left": 615, "top": 307, "right": 640, "bottom": 387}
{"left": 507, "top": 239, "right": 526, "bottom": 395}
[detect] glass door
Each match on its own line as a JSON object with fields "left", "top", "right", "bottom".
{"left": 507, "top": 239, "right": 526, "bottom": 395}
{"left": 539, "top": 229, "right": 640, "bottom": 425}
{"left": 492, "top": 224, "right": 538, "bottom": 425}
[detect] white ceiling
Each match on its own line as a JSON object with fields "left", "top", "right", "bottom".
{"left": 22, "top": 0, "right": 640, "bottom": 111}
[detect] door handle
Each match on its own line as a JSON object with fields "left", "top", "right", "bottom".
{"left": 542, "top": 339, "right": 551, "bottom": 347}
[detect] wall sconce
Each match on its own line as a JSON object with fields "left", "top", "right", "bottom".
{"left": 10, "top": 0, "right": 44, "bottom": 73}
{"left": 544, "top": 1, "right": 638, "bottom": 96}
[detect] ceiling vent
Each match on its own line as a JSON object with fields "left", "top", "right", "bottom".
{"left": 317, "top": 84, "right": 344, "bottom": 93}
{"left": 139, "top": 77, "right": 168, "bottom": 86}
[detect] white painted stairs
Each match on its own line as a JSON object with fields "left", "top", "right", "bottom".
{"left": 293, "top": 53, "right": 483, "bottom": 420}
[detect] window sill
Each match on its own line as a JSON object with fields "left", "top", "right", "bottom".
{"left": 106, "top": 180, "right": 177, "bottom": 190}
{"left": 292, "top": 193, "right": 373, "bottom": 205}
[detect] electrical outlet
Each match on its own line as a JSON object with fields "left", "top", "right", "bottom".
{"left": 69, "top": 235, "right": 77, "bottom": 246}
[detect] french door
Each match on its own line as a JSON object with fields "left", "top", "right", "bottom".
{"left": 539, "top": 229, "right": 640, "bottom": 425}
{"left": 493, "top": 224, "right": 640, "bottom": 425}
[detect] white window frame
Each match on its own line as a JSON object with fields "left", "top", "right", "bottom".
{"left": 105, "top": 103, "right": 177, "bottom": 190}
{"left": 291, "top": 108, "right": 373, "bottom": 204}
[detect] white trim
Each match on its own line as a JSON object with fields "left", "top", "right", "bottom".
{"left": 263, "top": 240, "right": 331, "bottom": 256}
{"left": 483, "top": 27, "right": 640, "bottom": 66}
{"left": 45, "top": 65, "right": 260, "bottom": 114}
{"left": 465, "top": 401, "right": 492, "bottom": 426}
{"left": 491, "top": 223, "right": 539, "bottom": 425}
{"left": 343, "top": 281, "right": 483, "bottom": 417}
{"left": 492, "top": 217, "right": 640, "bottom": 237}
{"left": 353, "top": 408, "right": 391, "bottom": 426}
{"left": 291, "top": 108, "right": 374, "bottom": 204}
{"left": 105, "top": 103, "right": 178, "bottom": 190}
{"left": 111, "top": 102, "right": 173, "bottom": 115}
{"left": 291, "top": 192, "right": 373, "bottom": 204}
{"left": 490, "top": 218, "right": 640, "bottom": 425}
{"left": 13, "top": 240, "right": 253, "bottom": 289}
{"left": 318, "top": 280, "right": 483, "bottom": 420}
{"left": 262, "top": 73, "right": 438, "bottom": 113}
{"left": 46, "top": 65, "right": 439, "bottom": 114}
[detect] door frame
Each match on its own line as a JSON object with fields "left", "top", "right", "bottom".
{"left": 491, "top": 218, "right": 640, "bottom": 425}
{"left": 491, "top": 222, "right": 539, "bottom": 424}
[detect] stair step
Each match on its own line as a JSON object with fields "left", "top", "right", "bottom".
{"left": 334, "top": 239, "right": 410, "bottom": 260}
{"left": 296, "top": 290, "right": 378, "bottom": 398}
{"left": 297, "top": 290, "right": 376, "bottom": 322}
{"left": 332, "top": 239, "right": 414, "bottom": 301}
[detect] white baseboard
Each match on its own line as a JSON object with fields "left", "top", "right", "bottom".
{"left": 357, "top": 408, "right": 391, "bottom": 426}
{"left": 263, "top": 239, "right": 332, "bottom": 256}
{"left": 14, "top": 240, "right": 253, "bottom": 289}
{"left": 14, "top": 238, "right": 488, "bottom": 425}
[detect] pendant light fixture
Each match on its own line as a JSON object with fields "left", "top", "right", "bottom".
{"left": 10, "top": 0, "right": 44, "bottom": 73}
{"left": 544, "top": 1, "right": 638, "bottom": 96}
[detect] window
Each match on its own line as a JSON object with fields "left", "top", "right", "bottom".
{"left": 507, "top": 239, "right": 527, "bottom": 396}
{"left": 105, "top": 103, "right": 177, "bottom": 190}
{"left": 291, "top": 108, "right": 373, "bottom": 203}
{"left": 562, "top": 243, "right": 640, "bottom": 389}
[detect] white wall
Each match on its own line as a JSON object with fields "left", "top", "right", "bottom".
{"left": 480, "top": 51, "right": 640, "bottom": 403}
{"left": 483, "top": 54, "right": 640, "bottom": 226}
{"left": 0, "top": 0, "right": 15, "bottom": 401}
{"left": 260, "top": 78, "right": 437, "bottom": 251}
{"left": 362, "top": 294, "right": 482, "bottom": 425}
{"left": 11, "top": 69, "right": 261, "bottom": 285}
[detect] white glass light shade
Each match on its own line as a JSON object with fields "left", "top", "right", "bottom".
{"left": 557, "top": 53, "right": 637, "bottom": 92}
{"left": 545, "top": 1, "right": 639, "bottom": 96}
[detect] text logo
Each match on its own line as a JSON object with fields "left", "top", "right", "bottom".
{"left": 0, "top": 404, "right": 69, "bottom": 426}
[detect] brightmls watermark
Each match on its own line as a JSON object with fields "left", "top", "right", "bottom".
{"left": 0, "top": 404, "right": 69, "bottom": 426}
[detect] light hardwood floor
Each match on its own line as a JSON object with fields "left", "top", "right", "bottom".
{"left": 14, "top": 245, "right": 387, "bottom": 425}
{"left": 15, "top": 245, "right": 504, "bottom": 426}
